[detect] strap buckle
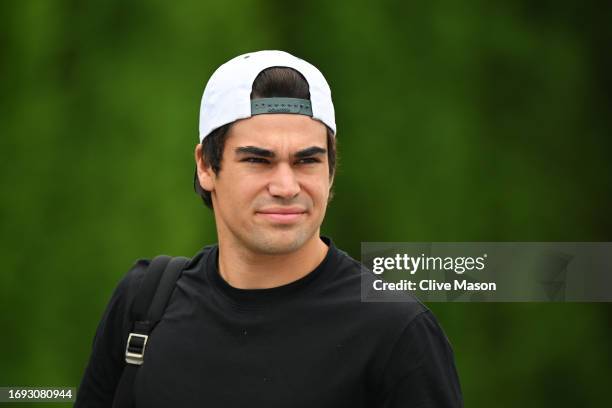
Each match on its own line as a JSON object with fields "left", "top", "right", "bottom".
{"left": 125, "top": 333, "right": 148, "bottom": 365}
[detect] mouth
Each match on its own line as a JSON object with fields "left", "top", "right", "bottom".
{"left": 256, "top": 208, "right": 307, "bottom": 224}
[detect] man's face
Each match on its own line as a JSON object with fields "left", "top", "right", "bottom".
{"left": 197, "top": 114, "right": 332, "bottom": 255}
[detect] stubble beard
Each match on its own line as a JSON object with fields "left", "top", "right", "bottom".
{"left": 239, "top": 221, "right": 317, "bottom": 255}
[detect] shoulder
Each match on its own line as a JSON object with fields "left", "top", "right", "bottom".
{"left": 323, "top": 245, "right": 432, "bottom": 351}
{"left": 325, "top": 246, "right": 454, "bottom": 380}
{"left": 330, "top": 244, "right": 429, "bottom": 320}
{"left": 116, "top": 258, "right": 150, "bottom": 301}
{"left": 105, "top": 247, "right": 211, "bottom": 332}
{"left": 101, "top": 259, "right": 150, "bottom": 334}
{"left": 121, "top": 244, "right": 214, "bottom": 290}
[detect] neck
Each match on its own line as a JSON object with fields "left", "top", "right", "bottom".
{"left": 217, "top": 233, "right": 329, "bottom": 289}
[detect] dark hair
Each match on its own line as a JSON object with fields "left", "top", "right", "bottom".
{"left": 195, "top": 66, "right": 337, "bottom": 209}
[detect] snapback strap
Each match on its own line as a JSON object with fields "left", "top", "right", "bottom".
{"left": 251, "top": 97, "right": 312, "bottom": 116}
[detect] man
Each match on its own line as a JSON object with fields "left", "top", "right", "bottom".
{"left": 75, "top": 50, "right": 463, "bottom": 407}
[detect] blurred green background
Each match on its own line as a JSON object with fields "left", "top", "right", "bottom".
{"left": 1, "top": 1, "right": 611, "bottom": 407}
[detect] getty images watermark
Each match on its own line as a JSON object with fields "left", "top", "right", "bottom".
{"left": 360, "top": 243, "right": 612, "bottom": 302}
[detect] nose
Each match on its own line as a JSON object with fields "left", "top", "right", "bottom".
{"left": 268, "top": 162, "right": 300, "bottom": 199}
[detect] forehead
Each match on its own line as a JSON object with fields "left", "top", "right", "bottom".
{"left": 226, "top": 114, "right": 327, "bottom": 150}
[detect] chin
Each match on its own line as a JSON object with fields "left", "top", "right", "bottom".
{"left": 245, "top": 228, "right": 314, "bottom": 255}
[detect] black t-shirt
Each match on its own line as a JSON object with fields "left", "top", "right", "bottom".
{"left": 75, "top": 236, "right": 463, "bottom": 407}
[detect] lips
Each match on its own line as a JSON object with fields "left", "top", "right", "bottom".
{"left": 256, "top": 207, "right": 307, "bottom": 224}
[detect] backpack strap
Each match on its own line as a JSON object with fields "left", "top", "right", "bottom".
{"left": 112, "top": 255, "right": 190, "bottom": 408}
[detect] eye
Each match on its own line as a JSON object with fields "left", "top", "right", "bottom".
{"left": 241, "top": 157, "right": 270, "bottom": 164}
{"left": 296, "top": 158, "right": 320, "bottom": 165}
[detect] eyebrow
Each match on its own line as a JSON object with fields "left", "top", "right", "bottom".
{"left": 234, "top": 146, "right": 327, "bottom": 159}
{"left": 235, "top": 146, "right": 275, "bottom": 158}
{"left": 294, "top": 146, "right": 327, "bottom": 158}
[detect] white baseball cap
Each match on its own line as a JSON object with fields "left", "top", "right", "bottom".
{"left": 198, "top": 50, "right": 336, "bottom": 142}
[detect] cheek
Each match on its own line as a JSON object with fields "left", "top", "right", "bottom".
{"left": 303, "top": 180, "right": 330, "bottom": 207}
{"left": 217, "top": 172, "right": 263, "bottom": 208}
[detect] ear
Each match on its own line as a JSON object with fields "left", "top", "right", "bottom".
{"left": 195, "top": 143, "right": 215, "bottom": 192}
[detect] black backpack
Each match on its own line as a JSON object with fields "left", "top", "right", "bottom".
{"left": 112, "top": 255, "right": 191, "bottom": 408}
